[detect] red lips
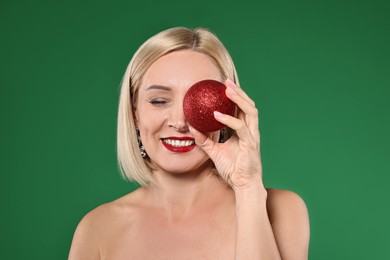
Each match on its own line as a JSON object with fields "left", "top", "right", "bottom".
{"left": 161, "top": 137, "right": 196, "bottom": 153}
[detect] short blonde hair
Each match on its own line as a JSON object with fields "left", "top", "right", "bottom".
{"left": 117, "top": 27, "right": 239, "bottom": 185}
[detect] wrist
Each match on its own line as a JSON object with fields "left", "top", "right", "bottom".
{"left": 231, "top": 175, "right": 265, "bottom": 193}
{"left": 233, "top": 178, "right": 267, "bottom": 203}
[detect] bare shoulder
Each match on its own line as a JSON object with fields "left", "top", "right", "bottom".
{"left": 265, "top": 188, "right": 309, "bottom": 226}
{"left": 266, "top": 188, "right": 308, "bottom": 218}
{"left": 266, "top": 188, "right": 310, "bottom": 259}
{"left": 68, "top": 189, "right": 143, "bottom": 260}
{"left": 75, "top": 189, "right": 140, "bottom": 230}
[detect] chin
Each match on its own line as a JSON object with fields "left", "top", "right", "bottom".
{"left": 151, "top": 156, "right": 212, "bottom": 176}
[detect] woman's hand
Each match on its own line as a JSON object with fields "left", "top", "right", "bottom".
{"left": 189, "top": 79, "right": 264, "bottom": 191}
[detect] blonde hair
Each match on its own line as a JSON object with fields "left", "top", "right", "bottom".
{"left": 117, "top": 27, "right": 239, "bottom": 185}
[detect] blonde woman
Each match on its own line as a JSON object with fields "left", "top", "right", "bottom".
{"left": 69, "top": 27, "right": 310, "bottom": 259}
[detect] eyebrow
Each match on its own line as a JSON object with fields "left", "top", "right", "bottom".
{"left": 146, "top": 85, "right": 171, "bottom": 91}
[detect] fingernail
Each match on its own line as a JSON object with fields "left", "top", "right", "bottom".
{"left": 214, "top": 111, "right": 223, "bottom": 118}
{"left": 226, "top": 78, "right": 235, "bottom": 87}
{"left": 226, "top": 86, "right": 236, "bottom": 95}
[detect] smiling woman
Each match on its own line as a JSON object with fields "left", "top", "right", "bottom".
{"left": 68, "top": 27, "right": 310, "bottom": 260}
{"left": 134, "top": 50, "right": 223, "bottom": 175}
{"left": 141, "top": 81, "right": 200, "bottom": 156}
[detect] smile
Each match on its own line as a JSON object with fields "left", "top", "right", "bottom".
{"left": 161, "top": 137, "right": 196, "bottom": 153}
{"left": 162, "top": 138, "right": 195, "bottom": 147}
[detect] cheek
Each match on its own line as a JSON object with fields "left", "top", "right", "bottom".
{"left": 137, "top": 107, "right": 168, "bottom": 131}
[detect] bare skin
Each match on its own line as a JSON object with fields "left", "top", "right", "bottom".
{"left": 69, "top": 50, "right": 310, "bottom": 259}
{"left": 69, "top": 183, "right": 308, "bottom": 259}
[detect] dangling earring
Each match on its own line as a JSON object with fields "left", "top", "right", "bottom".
{"left": 136, "top": 129, "right": 147, "bottom": 158}
{"left": 219, "top": 127, "right": 228, "bottom": 143}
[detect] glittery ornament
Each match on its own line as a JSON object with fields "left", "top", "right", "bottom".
{"left": 183, "top": 79, "right": 235, "bottom": 133}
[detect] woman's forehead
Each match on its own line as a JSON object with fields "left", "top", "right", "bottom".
{"left": 141, "top": 50, "right": 222, "bottom": 90}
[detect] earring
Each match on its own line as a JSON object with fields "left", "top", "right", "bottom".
{"left": 136, "top": 129, "right": 147, "bottom": 158}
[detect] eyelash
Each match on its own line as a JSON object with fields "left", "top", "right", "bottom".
{"left": 149, "top": 98, "right": 169, "bottom": 106}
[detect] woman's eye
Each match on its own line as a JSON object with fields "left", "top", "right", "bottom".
{"left": 149, "top": 99, "right": 168, "bottom": 106}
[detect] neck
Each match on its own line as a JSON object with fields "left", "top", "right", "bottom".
{"left": 144, "top": 163, "right": 233, "bottom": 221}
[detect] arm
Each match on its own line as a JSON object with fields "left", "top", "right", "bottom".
{"left": 190, "top": 79, "right": 309, "bottom": 259}
{"left": 234, "top": 185, "right": 310, "bottom": 260}
{"left": 234, "top": 183, "right": 281, "bottom": 259}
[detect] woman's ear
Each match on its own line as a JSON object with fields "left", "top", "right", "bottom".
{"left": 132, "top": 94, "right": 139, "bottom": 127}
{"left": 133, "top": 108, "right": 139, "bottom": 127}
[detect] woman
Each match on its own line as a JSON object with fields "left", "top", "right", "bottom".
{"left": 69, "top": 27, "right": 310, "bottom": 259}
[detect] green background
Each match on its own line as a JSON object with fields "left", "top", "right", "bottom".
{"left": 1, "top": 0, "right": 389, "bottom": 259}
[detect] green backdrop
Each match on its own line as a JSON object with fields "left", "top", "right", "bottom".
{"left": 1, "top": 0, "right": 389, "bottom": 259}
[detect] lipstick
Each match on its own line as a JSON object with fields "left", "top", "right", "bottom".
{"left": 161, "top": 137, "right": 196, "bottom": 153}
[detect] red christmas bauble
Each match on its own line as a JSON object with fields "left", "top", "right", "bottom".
{"left": 183, "top": 79, "right": 235, "bottom": 133}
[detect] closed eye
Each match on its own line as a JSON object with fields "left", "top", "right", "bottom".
{"left": 149, "top": 98, "right": 169, "bottom": 106}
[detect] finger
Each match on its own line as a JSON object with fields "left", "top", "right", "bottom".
{"left": 226, "top": 79, "right": 260, "bottom": 142}
{"left": 225, "top": 86, "right": 259, "bottom": 138}
{"left": 226, "top": 86, "right": 258, "bottom": 119}
{"left": 225, "top": 79, "right": 255, "bottom": 106}
{"left": 188, "top": 126, "right": 217, "bottom": 156}
{"left": 226, "top": 79, "right": 260, "bottom": 141}
{"left": 214, "top": 111, "right": 253, "bottom": 144}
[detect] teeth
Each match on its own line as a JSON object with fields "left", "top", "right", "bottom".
{"left": 163, "top": 139, "right": 195, "bottom": 147}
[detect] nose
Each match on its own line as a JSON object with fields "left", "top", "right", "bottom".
{"left": 167, "top": 101, "right": 189, "bottom": 132}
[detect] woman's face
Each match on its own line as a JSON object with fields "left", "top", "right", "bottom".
{"left": 134, "top": 50, "right": 222, "bottom": 174}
